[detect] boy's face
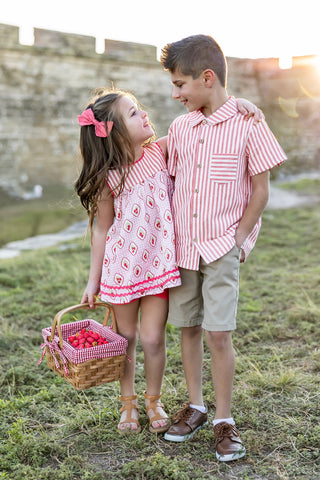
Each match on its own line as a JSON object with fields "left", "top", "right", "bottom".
{"left": 170, "top": 70, "right": 208, "bottom": 113}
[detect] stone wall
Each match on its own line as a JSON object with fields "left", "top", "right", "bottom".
{"left": 0, "top": 23, "right": 319, "bottom": 196}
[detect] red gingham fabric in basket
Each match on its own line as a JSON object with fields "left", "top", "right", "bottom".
{"left": 40, "top": 319, "right": 128, "bottom": 364}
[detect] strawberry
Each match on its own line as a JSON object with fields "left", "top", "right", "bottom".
{"left": 68, "top": 327, "right": 110, "bottom": 348}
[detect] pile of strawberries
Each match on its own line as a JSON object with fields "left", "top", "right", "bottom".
{"left": 68, "top": 328, "right": 109, "bottom": 349}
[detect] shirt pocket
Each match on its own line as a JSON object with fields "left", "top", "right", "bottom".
{"left": 210, "top": 153, "right": 238, "bottom": 183}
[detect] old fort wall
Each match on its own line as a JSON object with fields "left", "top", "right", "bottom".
{"left": 0, "top": 23, "right": 319, "bottom": 196}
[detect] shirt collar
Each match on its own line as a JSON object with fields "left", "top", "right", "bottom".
{"left": 188, "top": 96, "right": 238, "bottom": 127}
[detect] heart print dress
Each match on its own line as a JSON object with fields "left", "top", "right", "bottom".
{"left": 99, "top": 142, "right": 181, "bottom": 304}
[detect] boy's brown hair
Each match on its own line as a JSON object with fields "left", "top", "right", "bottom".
{"left": 160, "top": 34, "right": 227, "bottom": 87}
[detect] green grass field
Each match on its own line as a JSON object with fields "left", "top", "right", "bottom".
{"left": 0, "top": 181, "right": 319, "bottom": 479}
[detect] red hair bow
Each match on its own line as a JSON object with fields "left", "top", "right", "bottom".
{"left": 78, "top": 108, "right": 113, "bottom": 137}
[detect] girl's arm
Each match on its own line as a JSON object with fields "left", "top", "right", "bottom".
{"left": 237, "top": 98, "right": 265, "bottom": 123}
{"left": 235, "top": 170, "right": 270, "bottom": 262}
{"left": 81, "top": 186, "right": 114, "bottom": 307}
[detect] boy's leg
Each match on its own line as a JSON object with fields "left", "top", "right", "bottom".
{"left": 181, "top": 325, "right": 204, "bottom": 406}
{"left": 205, "top": 331, "right": 235, "bottom": 419}
{"left": 201, "top": 248, "right": 245, "bottom": 461}
{"left": 164, "top": 268, "right": 208, "bottom": 442}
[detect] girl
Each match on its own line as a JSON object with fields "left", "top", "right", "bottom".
{"left": 75, "top": 88, "right": 262, "bottom": 435}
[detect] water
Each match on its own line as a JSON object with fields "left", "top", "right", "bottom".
{"left": 0, "top": 220, "right": 88, "bottom": 259}
{"left": 0, "top": 184, "right": 318, "bottom": 260}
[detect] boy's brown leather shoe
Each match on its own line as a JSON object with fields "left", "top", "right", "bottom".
{"left": 213, "top": 422, "right": 246, "bottom": 462}
{"left": 164, "top": 404, "right": 208, "bottom": 442}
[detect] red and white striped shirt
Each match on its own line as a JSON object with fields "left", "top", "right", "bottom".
{"left": 167, "top": 96, "right": 287, "bottom": 270}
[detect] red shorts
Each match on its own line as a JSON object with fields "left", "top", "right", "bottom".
{"left": 128, "top": 289, "right": 168, "bottom": 303}
{"left": 155, "top": 289, "right": 169, "bottom": 300}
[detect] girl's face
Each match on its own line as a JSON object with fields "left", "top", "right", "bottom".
{"left": 118, "top": 96, "right": 154, "bottom": 146}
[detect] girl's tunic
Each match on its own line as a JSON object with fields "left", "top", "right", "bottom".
{"left": 99, "top": 142, "right": 181, "bottom": 304}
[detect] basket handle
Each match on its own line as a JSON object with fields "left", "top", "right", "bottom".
{"left": 48, "top": 302, "right": 117, "bottom": 348}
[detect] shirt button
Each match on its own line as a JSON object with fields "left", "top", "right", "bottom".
{"left": 195, "top": 188, "right": 199, "bottom": 193}
{"left": 199, "top": 139, "right": 204, "bottom": 144}
{"left": 202, "top": 120, "right": 207, "bottom": 125}
{"left": 194, "top": 238, "right": 198, "bottom": 242}
{"left": 193, "top": 213, "right": 198, "bottom": 218}
{"left": 197, "top": 164, "right": 201, "bottom": 168}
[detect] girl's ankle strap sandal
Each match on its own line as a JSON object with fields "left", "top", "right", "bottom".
{"left": 144, "top": 392, "right": 170, "bottom": 433}
{"left": 118, "top": 394, "right": 141, "bottom": 434}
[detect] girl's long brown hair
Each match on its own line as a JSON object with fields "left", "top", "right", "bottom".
{"left": 75, "top": 88, "right": 141, "bottom": 231}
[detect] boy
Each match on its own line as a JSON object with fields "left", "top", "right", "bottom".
{"left": 160, "top": 35, "right": 286, "bottom": 462}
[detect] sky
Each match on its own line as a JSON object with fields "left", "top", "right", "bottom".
{"left": 1, "top": 0, "right": 319, "bottom": 62}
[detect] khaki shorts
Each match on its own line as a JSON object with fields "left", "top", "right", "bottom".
{"left": 168, "top": 246, "right": 241, "bottom": 332}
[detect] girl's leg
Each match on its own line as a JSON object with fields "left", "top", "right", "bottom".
{"left": 112, "top": 300, "right": 140, "bottom": 432}
{"left": 139, "top": 295, "right": 169, "bottom": 430}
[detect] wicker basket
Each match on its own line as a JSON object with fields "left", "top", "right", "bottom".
{"left": 39, "top": 302, "right": 127, "bottom": 390}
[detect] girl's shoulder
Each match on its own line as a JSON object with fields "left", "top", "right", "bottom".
{"left": 145, "top": 138, "right": 167, "bottom": 161}
{"left": 155, "top": 137, "right": 167, "bottom": 159}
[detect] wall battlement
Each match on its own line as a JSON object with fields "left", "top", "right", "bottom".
{"left": 0, "top": 23, "right": 319, "bottom": 197}
{"left": 0, "top": 23, "right": 157, "bottom": 62}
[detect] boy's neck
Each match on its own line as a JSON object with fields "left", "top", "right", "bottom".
{"left": 201, "top": 89, "right": 229, "bottom": 117}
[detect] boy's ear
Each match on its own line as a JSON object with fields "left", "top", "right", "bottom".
{"left": 202, "top": 69, "right": 215, "bottom": 87}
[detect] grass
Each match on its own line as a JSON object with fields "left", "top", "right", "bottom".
{"left": 0, "top": 181, "right": 320, "bottom": 479}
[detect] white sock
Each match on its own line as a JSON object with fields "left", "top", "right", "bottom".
{"left": 190, "top": 404, "right": 207, "bottom": 413}
{"left": 213, "top": 417, "right": 235, "bottom": 427}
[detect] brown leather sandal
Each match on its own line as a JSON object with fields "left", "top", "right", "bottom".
{"left": 144, "top": 392, "right": 170, "bottom": 433}
{"left": 118, "top": 394, "right": 141, "bottom": 434}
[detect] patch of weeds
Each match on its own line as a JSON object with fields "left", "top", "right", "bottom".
{"left": 119, "top": 452, "right": 198, "bottom": 480}
{"left": 0, "top": 203, "right": 320, "bottom": 479}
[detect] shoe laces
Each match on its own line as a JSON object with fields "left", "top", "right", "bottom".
{"left": 214, "top": 422, "right": 239, "bottom": 444}
{"left": 172, "top": 404, "right": 195, "bottom": 423}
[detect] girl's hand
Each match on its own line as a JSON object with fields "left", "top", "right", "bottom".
{"left": 237, "top": 98, "right": 265, "bottom": 123}
{"left": 81, "top": 282, "right": 100, "bottom": 308}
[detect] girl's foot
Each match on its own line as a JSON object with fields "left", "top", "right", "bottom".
{"left": 144, "top": 392, "right": 170, "bottom": 433}
{"left": 118, "top": 394, "right": 141, "bottom": 434}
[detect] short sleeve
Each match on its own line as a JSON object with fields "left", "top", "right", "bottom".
{"left": 167, "top": 125, "right": 178, "bottom": 177}
{"left": 246, "top": 120, "right": 287, "bottom": 176}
